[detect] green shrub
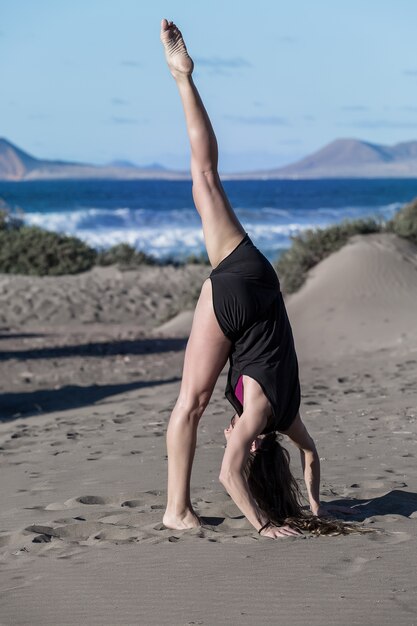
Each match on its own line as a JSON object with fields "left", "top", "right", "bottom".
{"left": 387, "top": 196, "right": 417, "bottom": 245}
{"left": 183, "top": 251, "right": 210, "bottom": 265}
{"left": 0, "top": 207, "right": 8, "bottom": 230}
{"left": 0, "top": 207, "right": 24, "bottom": 231}
{"left": 275, "top": 218, "right": 383, "bottom": 294}
{"left": 0, "top": 225, "right": 97, "bottom": 275}
{"left": 96, "top": 243, "right": 156, "bottom": 268}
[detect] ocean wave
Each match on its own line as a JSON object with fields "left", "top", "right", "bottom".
{"left": 20, "top": 202, "right": 399, "bottom": 261}
{"left": 314, "top": 202, "right": 401, "bottom": 219}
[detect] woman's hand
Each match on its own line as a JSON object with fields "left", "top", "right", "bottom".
{"left": 259, "top": 524, "right": 301, "bottom": 538}
{"left": 312, "top": 503, "right": 356, "bottom": 517}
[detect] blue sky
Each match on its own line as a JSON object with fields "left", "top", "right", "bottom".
{"left": 1, "top": 0, "right": 417, "bottom": 172}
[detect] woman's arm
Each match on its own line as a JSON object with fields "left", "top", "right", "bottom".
{"left": 282, "top": 414, "right": 354, "bottom": 517}
{"left": 220, "top": 411, "right": 300, "bottom": 537}
{"left": 280, "top": 414, "right": 321, "bottom": 514}
{"left": 299, "top": 445, "right": 321, "bottom": 515}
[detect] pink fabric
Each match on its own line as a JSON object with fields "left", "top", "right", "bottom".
{"left": 234, "top": 375, "right": 244, "bottom": 405}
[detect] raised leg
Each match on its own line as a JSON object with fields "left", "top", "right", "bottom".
{"left": 160, "top": 19, "right": 245, "bottom": 267}
{"left": 163, "top": 280, "right": 231, "bottom": 529}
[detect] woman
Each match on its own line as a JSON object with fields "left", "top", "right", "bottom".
{"left": 160, "top": 19, "right": 352, "bottom": 538}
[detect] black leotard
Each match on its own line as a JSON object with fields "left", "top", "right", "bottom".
{"left": 210, "top": 234, "right": 300, "bottom": 433}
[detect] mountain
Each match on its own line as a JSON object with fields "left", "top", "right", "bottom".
{"left": 2, "top": 137, "right": 417, "bottom": 181}
{"left": 255, "top": 138, "right": 417, "bottom": 179}
{"left": 108, "top": 160, "right": 167, "bottom": 171}
{"left": 0, "top": 138, "right": 187, "bottom": 181}
{"left": 0, "top": 138, "right": 44, "bottom": 179}
{"left": 107, "top": 159, "right": 139, "bottom": 169}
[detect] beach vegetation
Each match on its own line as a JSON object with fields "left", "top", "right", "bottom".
{"left": 0, "top": 205, "right": 157, "bottom": 275}
{"left": 275, "top": 218, "right": 383, "bottom": 294}
{"left": 183, "top": 251, "right": 210, "bottom": 265}
{"left": 96, "top": 243, "right": 156, "bottom": 268}
{"left": 0, "top": 206, "right": 24, "bottom": 231}
{"left": 0, "top": 222, "right": 97, "bottom": 275}
{"left": 387, "top": 196, "right": 417, "bottom": 245}
{"left": 276, "top": 195, "right": 417, "bottom": 294}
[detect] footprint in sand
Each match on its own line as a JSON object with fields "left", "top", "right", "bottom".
{"left": 121, "top": 500, "right": 142, "bottom": 508}
{"left": 22, "top": 488, "right": 287, "bottom": 549}
{"left": 76, "top": 495, "right": 114, "bottom": 505}
{"left": 366, "top": 531, "right": 411, "bottom": 545}
{"left": 322, "top": 556, "right": 370, "bottom": 577}
{"left": 112, "top": 417, "right": 132, "bottom": 424}
{"left": 32, "top": 534, "right": 52, "bottom": 543}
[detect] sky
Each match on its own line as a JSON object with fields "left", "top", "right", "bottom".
{"left": 1, "top": 0, "right": 417, "bottom": 172}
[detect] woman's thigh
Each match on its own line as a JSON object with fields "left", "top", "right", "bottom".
{"left": 178, "top": 279, "right": 231, "bottom": 407}
{"left": 191, "top": 170, "right": 245, "bottom": 267}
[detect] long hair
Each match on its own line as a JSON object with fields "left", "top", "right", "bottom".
{"left": 244, "top": 432, "right": 368, "bottom": 536}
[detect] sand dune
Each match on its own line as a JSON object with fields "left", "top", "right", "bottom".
{"left": 1, "top": 233, "right": 417, "bottom": 625}
{"left": 287, "top": 233, "right": 417, "bottom": 360}
{"left": 0, "top": 264, "right": 209, "bottom": 329}
{"left": 154, "top": 310, "right": 195, "bottom": 337}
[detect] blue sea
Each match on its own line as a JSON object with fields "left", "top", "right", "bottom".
{"left": 1, "top": 178, "right": 416, "bottom": 262}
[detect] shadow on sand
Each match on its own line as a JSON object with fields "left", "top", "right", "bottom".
{"left": 0, "top": 332, "right": 47, "bottom": 341}
{"left": 0, "top": 377, "right": 180, "bottom": 422}
{"left": 0, "top": 337, "right": 187, "bottom": 361}
{"left": 200, "top": 490, "right": 417, "bottom": 529}
{"left": 322, "top": 490, "right": 417, "bottom": 520}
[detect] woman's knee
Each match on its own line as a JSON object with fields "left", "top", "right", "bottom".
{"left": 174, "top": 388, "right": 212, "bottom": 422}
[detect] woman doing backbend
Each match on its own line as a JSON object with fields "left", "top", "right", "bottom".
{"left": 160, "top": 19, "right": 352, "bottom": 538}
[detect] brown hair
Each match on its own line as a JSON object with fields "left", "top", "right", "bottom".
{"left": 244, "top": 432, "right": 369, "bottom": 536}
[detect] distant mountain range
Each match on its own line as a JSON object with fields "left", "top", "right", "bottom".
{"left": 253, "top": 138, "right": 417, "bottom": 179}
{"left": 1, "top": 137, "right": 417, "bottom": 181}
{"left": 0, "top": 138, "right": 187, "bottom": 181}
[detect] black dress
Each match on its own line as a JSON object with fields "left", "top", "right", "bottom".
{"left": 209, "top": 234, "right": 300, "bottom": 433}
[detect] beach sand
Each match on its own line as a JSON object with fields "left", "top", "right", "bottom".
{"left": 1, "top": 233, "right": 416, "bottom": 625}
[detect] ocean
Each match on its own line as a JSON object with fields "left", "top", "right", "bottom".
{"left": 1, "top": 178, "right": 416, "bottom": 262}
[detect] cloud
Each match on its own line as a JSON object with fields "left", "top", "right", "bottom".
{"left": 195, "top": 56, "right": 251, "bottom": 69}
{"left": 340, "top": 105, "right": 370, "bottom": 112}
{"left": 110, "top": 116, "right": 141, "bottom": 125}
{"left": 224, "top": 114, "right": 289, "bottom": 126}
{"left": 404, "top": 69, "right": 417, "bottom": 76}
{"left": 120, "top": 60, "right": 142, "bottom": 68}
{"left": 339, "top": 119, "right": 417, "bottom": 129}
{"left": 303, "top": 115, "right": 315, "bottom": 121}
{"left": 111, "top": 98, "right": 128, "bottom": 106}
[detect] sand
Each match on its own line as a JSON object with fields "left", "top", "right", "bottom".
{"left": 1, "top": 233, "right": 416, "bottom": 625}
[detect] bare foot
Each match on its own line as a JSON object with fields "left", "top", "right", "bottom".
{"left": 163, "top": 508, "right": 201, "bottom": 530}
{"left": 160, "top": 18, "right": 194, "bottom": 78}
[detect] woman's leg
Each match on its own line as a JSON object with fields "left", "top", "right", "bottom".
{"left": 160, "top": 19, "right": 245, "bottom": 268}
{"left": 160, "top": 20, "right": 238, "bottom": 529}
{"left": 163, "top": 280, "right": 231, "bottom": 528}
